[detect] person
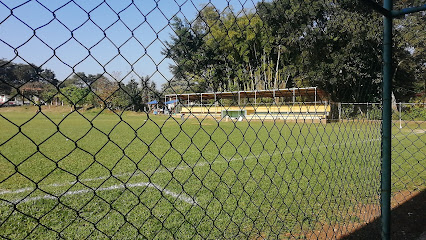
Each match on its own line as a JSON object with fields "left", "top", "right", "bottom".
{"left": 181, "top": 113, "right": 185, "bottom": 121}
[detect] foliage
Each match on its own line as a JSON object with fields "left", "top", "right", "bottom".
{"left": 163, "top": 0, "right": 424, "bottom": 103}
{"left": 110, "top": 79, "right": 141, "bottom": 111}
{"left": 392, "top": 104, "right": 426, "bottom": 121}
{"left": 141, "top": 76, "right": 160, "bottom": 108}
{"left": 59, "top": 85, "right": 91, "bottom": 109}
{"left": 393, "top": 2, "right": 425, "bottom": 102}
{"left": 53, "top": 73, "right": 159, "bottom": 111}
{"left": 0, "top": 59, "right": 59, "bottom": 104}
{"left": 90, "top": 75, "right": 118, "bottom": 108}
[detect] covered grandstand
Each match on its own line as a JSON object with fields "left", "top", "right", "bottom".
{"left": 165, "top": 87, "right": 330, "bottom": 121}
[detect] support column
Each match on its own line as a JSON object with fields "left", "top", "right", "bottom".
{"left": 399, "top": 102, "right": 402, "bottom": 129}
{"left": 367, "top": 102, "right": 369, "bottom": 120}
{"left": 273, "top": 89, "right": 275, "bottom": 101}
{"left": 315, "top": 87, "right": 317, "bottom": 111}
{"left": 381, "top": 0, "right": 393, "bottom": 239}
{"left": 215, "top": 93, "right": 217, "bottom": 115}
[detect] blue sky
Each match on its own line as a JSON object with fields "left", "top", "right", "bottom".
{"left": 0, "top": 0, "right": 257, "bottom": 88}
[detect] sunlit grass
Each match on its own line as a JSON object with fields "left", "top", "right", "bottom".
{"left": 0, "top": 106, "right": 423, "bottom": 239}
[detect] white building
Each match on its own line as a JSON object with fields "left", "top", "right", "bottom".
{"left": 0, "top": 94, "right": 20, "bottom": 106}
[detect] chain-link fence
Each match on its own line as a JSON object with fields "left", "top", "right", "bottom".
{"left": 391, "top": 103, "right": 425, "bottom": 206}
{"left": 332, "top": 102, "right": 426, "bottom": 206}
{"left": 0, "top": 0, "right": 424, "bottom": 239}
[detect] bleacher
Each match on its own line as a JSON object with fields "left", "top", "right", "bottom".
{"left": 179, "top": 104, "right": 330, "bottom": 122}
{"left": 166, "top": 88, "right": 330, "bottom": 122}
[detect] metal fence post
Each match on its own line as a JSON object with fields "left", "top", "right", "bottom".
{"left": 367, "top": 102, "right": 369, "bottom": 120}
{"left": 399, "top": 102, "right": 402, "bottom": 129}
{"left": 382, "top": 0, "right": 393, "bottom": 239}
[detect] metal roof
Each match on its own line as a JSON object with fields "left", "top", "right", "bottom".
{"left": 165, "top": 87, "right": 327, "bottom": 101}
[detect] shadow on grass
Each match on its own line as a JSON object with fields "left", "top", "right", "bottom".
{"left": 341, "top": 189, "right": 426, "bottom": 240}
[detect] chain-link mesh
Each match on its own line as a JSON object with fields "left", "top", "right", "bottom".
{"left": 391, "top": 102, "right": 425, "bottom": 204}
{"left": 0, "top": 0, "right": 424, "bottom": 239}
{"left": 334, "top": 101, "right": 425, "bottom": 212}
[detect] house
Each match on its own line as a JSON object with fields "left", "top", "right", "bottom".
{"left": 0, "top": 94, "right": 20, "bottom": 106}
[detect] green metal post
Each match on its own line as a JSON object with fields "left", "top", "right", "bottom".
{"left": 382, "top": 0, "right": 392, "bottom": 239}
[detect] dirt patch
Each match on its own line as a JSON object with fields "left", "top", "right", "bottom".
{"left": 302, "top": 203, "right": 381, "bottom": 240}
{"left": 250, "top": 191, "right": 424, "bottom": 239}
{"left": 298, "top": 190, "right": 424, "bottom": 239}
{"left": 338, "top": 190, "right": 425, "bottom": 240}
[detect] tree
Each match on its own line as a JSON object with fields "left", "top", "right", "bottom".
{"left": 163, "top": 0, "right": 422, "bottom": 103}
{"left": 61, "top": 72, "right": 102, "bottom": 88}
{"left": 90, "top": 75, "right": 118, "bottom": 108}
{"left": 59, "top": 85, "right": 91, "bottom": 110}
{"left": 392, "top": 3, "right": 425, "bottom": 102}
{"left": 123, "top": 78, "right": 143, "bottom": 111}
{"left": 142, "top": 76, "right": 160, "bottom": 111}
{"left": 0, "top": 59, "right": 59, "bottom": 104}
{"left": 162, "top": 17, "right": 206, "bottom": 93}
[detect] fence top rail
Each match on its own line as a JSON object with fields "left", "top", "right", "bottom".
{"left": 338, "top": 102, "right": 425, "bottom": 105}
{"left": 339, "top": 102, "right": 382, "bottom": 105}
{"left": 397, "top": 102, "right": 426, "bottom": 105}
{"left": 179, "top": 101, "right": 326, "bottom": 106}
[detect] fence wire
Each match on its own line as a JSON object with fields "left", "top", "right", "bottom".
{"left": 391, "top": 103, "right": 425, "bottom": 204}
{"left": 0, "top": 0, "right": 424, "bottom": 239}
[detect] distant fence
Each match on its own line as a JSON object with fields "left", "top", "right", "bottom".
{"left": 390, "top": 103, "right": 425, "bottom": 208}
{"left": 334, "top": 102, "right": 382, "bottom": 121}
{"left": 333, "top": 102, "right": 425, "bottom": 206}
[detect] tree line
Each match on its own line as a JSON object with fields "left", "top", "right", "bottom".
{"left": 0, "top": 59, "right": 159, "bottom": 111}
{"left": 162, "top": 0, "right": 424, "bottom": 103}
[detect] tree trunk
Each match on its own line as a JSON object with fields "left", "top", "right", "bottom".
{"left": 275, "top": 45, "right": 281, "bottom": 89}
{"left": 284, "top": 74, "right": 291, "bottom": 89}
{"left": 263, "top": 49, "right": 266, "bottom": 90}
{"left": 391, "top": 91, "right": 397, "bottom": 111}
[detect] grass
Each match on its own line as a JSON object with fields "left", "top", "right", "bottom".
{"left": 0, "top": 106, "right": 424, "bottom": 239}
{"left": 391, "top": 121, "right": 426, "bottom": 192}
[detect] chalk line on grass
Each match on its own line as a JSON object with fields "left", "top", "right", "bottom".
{"left": 0, "top": 135, "right": 382, "bottom": 198}
{"left": 9, "top": 181, "right": 197, "bottom": 205}
{"left": 0, "top": 187, "right": 34, "bottom": 195}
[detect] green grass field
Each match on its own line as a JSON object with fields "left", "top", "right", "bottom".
{"left": 0, "top": 106, "right": 424, "bottom": 239}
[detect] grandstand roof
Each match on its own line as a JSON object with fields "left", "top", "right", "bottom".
{"left": 165, "top": 87, "right": 327, "bottom": 101}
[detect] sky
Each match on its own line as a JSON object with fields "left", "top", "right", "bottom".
{"left": 0, "top": 0, "right": 257, "bottom": 88}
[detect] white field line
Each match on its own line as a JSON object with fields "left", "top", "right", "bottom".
{"left": 0, "top": 135, "right": 383, "bottom": 198}
{"left": 9, "top": 182, "right": 197, "bottom": 205}
{"left": 0, "top": 187, "right": 34, "bottom": 195}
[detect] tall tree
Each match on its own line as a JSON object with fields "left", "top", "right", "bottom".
{"left": 91, "top": 75, "right": 117, "bottom": 108}
{"left": 162, "top": 17, "right": 206, "bottom": 93}
{"left": 162, "top": 0, "right": 423, "bottom": 103}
